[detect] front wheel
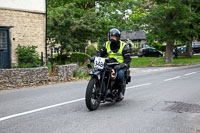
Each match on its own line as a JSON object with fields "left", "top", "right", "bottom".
{"left": 85, "top": 77, "right": 101, "bottom": 111}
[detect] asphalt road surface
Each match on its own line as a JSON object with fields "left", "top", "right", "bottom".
{"left": 0, "top": 64, "right": 200, "bottom": 133}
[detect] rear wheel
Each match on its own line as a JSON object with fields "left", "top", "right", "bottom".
{"left": 85, "top": 77, "right": 101, "bottom": 111}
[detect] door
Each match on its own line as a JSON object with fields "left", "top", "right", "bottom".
{"left": 0, "top": 28, "right": 11, "bottom": 69}
{"left": 145, "top": 48, "right": 150, "bottom": 57}
{"left": 149, "top": 48, "right": 157, "bottom": 57}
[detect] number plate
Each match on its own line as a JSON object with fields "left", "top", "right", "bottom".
{"left": 94, "top": 57, "right": 105, "bottom": 70}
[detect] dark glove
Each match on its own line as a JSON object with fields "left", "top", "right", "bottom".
{"left": 114, "top": 63, "right": 127, "bottom": 70}
{"left": 89, "top": 57, "right": 95, "bottom": 62}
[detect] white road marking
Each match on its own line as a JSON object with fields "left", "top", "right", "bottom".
{"left": 164, "top": 76, "right": 181, "bottom": 82}
{"left": 0, "top": 98, "right": 85, "bottom": 122}
{"left": 184, "top": 72, "right": 197, "bottom": 76}
{"left": 0, "top": 83, "right": 153, "bottom": 122}
{"left": 127, "top": 83, "right": 152, "bottom": 90}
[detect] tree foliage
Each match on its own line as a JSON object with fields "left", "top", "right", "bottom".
{"left": 130, "top": 0, "right": 200, "bottom": 62}
{"left": 47, "top": 0, "right": 136, "bottom": 56}
{"left": 47, "top": 0, "right": 200, "bottom": 64}
{"left": 47, "top": 3, "right": 98, "bottom": 54}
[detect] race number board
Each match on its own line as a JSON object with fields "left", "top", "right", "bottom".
{"left": 94, "top": 57, "right": 105, "bottom": 70}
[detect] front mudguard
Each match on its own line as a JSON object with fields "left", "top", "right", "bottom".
{"left": 89, "top": 70, "right": 101, "bottom": 80}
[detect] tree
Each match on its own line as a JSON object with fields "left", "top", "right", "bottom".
{"left": 130, "top": 0, "right": 199, "bottom": 63}
{"left": 91, "top": 0, "right": 138, "bottom": 45}
{"left": 47, "top": 3, "right": 99, "bottom": 55}
{"left": 183, "top": 0, "right": 200, "bottom": 57}
{"left": 47, "top": 0, "right": 137, "bottom": 55}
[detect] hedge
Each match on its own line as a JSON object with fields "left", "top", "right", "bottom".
{"left": 86, "top": 45, "right": 97, "bottom": 56}
{"left": 55, "top": 52, "right": 91, "bottom": 64}
{"left": 70, "top": 52, "right": 91, "bottom": 63}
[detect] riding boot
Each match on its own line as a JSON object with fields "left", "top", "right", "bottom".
{"left": 118, "top": 84, "right": 125, "bottom": 100}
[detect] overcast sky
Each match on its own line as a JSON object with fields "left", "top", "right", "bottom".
{"left": 0, "top": 0, "right": 45, "bottom": 12}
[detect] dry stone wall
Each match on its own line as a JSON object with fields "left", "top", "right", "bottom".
{"left": 49, "top": 64, "right": 77, "bottom": 83}
{"left": 0, "top": 64, "right": 77, "bottom": 89}
{"left": 0, "top": 67, "right": 48, "bottom": 89}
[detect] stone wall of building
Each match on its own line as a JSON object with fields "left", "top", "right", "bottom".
{"left": 0, "top": 8, "right": 45, "bottom": 64}
{"left": 0, "top": 64, "right": 77, "bottom": 90}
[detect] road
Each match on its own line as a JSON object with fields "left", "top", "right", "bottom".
{"left": 0, "top": 64, "right": 200, "bottom": 133}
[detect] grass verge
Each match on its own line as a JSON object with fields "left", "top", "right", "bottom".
{"left": 131, "top": 55, "right": 200, "bottom": 67}
{"left": 74, "top": 55, "right": 200, "bottom": 80}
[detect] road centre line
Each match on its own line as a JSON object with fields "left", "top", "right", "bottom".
{"left": 164, "top": 76, "right": 181, "bottom": 82}
{"left": 126, "top": 83, "right": 152, "bottom": 90}
{"left": 0, "top": 83, "right": 153, "bottom": 122}
{"left": 0, "top": 98, "right": 85, "bottom": 122}
{"left": 184, "top": 72, "right": 197, "bottom": 76}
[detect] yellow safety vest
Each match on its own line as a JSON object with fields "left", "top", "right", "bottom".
{"left": 106, "top": 41, "right": 126, "bottom": 63}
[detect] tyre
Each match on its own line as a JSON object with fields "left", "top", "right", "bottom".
{"left": 85, "top": 77, "right": 101, "bottom": 111}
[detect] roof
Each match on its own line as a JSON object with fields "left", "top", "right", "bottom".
{"left": 120, "top": 30, "right": 146, "bottom": 41}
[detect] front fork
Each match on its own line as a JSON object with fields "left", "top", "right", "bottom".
{"left": 90, "top": 70, "right": 111, "bottom": 102}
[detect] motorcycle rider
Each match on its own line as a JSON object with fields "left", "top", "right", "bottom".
{"left": 91, "top": 28, "right": 132, "bottom": 100}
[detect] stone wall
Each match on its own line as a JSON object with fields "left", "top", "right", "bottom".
{"left": 49, "top": 64, "right": 77, "bottom": 83}
{"left": 0, "top": 67, "right": 48, "bottom": 89}
{"left": 0, "top": 64, "right": 77, "bottom": 89}
{"left": 0, "top": 8, "right": 45, "bottom": 64}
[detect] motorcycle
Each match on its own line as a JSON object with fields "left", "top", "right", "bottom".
{"left": 85, "top": 57, "right": 131, "bottom": 111}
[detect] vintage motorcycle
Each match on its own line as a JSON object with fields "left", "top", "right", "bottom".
{"left": 85, "top": 57, "right": 131, "bottom": 111}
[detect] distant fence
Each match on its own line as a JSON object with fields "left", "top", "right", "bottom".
{"left": 0, "top": 64, "right": 77, "bottom": 89}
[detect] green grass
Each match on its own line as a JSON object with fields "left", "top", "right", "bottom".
{"left": 130, "top": 57, "right": 157, "bottom": 67}
{"left": 130, "top": 55, "right": 200, "bottom": 67}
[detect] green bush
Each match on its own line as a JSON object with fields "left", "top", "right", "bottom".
{"left": 70, "top": 52, "right": 91, "bottom": 63}
{"left": 54, "top": 53, "right": 69, "bottom": 65}
{"left": 132, "top": 48, "right": 140, "bottom": 56}
{"left": 86, "top": 45, "right": 97, "bottom": 56}
{"left": 160, "top": 45, "right": 166, "bottom": 52}
{"left": 16, "top": 45, "right": 40, "bottom": 68}
{"left": 74, "top": 67, "right": 89, "bottom": 79}
{"left": 150, "top": 42, "right": 166, "bottom": 52}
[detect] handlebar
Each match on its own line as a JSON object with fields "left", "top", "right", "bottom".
{"left": 89, "top": 57, "right": 118, "bottom": 63}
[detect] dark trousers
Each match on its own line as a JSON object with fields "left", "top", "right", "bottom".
{"left": 117, "top": 67, "right": 126, "bottom": 85}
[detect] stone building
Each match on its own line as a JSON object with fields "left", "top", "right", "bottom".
{"left": 0, "top": 0, "right": 46, "bottom": 69}
{"left": 121, "top": 30, "right": 146, "bottom": 44}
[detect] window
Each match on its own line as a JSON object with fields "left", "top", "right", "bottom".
{"left": 149, "top": 48, "right": 156, "bottom": 52}
{"left": 144, "top": 48, "right": 149, "bottom": 52}
{"left": 0, "top": 31, "right": 7, "bottom": 49}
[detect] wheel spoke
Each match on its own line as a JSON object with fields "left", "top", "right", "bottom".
{"left": 90, "top": 84, "right": 100, "bottom": 105}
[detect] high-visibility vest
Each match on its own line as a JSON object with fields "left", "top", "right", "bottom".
{"left": 106, "top": 40, "right": 126, "bottom": 63}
